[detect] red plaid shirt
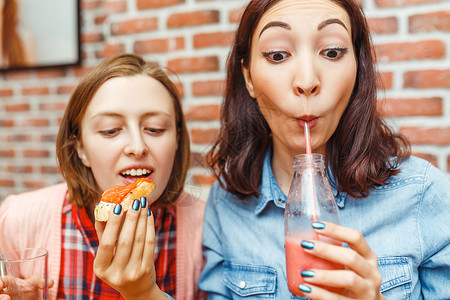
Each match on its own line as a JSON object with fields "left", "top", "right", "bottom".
{"left": 57, "top": 193, "right": 176, "bottom": 299}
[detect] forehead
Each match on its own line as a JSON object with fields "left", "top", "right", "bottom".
{"left": 255, "top": 0, "right": 351, "bottom": 35}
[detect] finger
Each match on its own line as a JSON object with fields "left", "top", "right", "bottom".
{"left": 95, "top": 219, "right": 107, "bottom": 242}
{"left": 297, "top": 282, "right": 350, "bottom": 300}
{"left": 302, "top": 269, "right": 369, "bottom": 296}
{"left": 312, "top": 222, "right": 376, "bottom": 261}
{"left": 142, "top": 206, "right": 156, "bottom": 270}
{"left": 94, "top": 203, "right": 124, "bottom": 271}
{"left": 301, "top": 239, "right": 373, "bottom": 279}
{"left": 47, "top": 279, "right": 55, "bottom": 289}
{"left": 113, "top": 199, "right": 141, "bottom": 265}
{"left": 129, "top": 196, "right": 149, "bottom": 265}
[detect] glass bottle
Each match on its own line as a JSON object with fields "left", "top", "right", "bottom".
{"left": 284, "top": 153, "right": 343, "bottom": 296}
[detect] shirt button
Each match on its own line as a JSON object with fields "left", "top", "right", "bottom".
{"left": 279, "top": 199, "right": 286, "bottom": 204}
{"left": 238, "top": 280, "right": 246, "bottom": 289}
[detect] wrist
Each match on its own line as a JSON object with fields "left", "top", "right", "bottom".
{"left": 123, "top": 284, "right": 167, "bottom": 300}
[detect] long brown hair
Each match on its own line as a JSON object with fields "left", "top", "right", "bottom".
{"left": 207, "top": 0, "right": 410, "bottom": 199}
{"left": 1, "top": 0, "right": 26, "bottom": 67}
{"left": 56, "top": 54, "right": 190, "bottom": 207}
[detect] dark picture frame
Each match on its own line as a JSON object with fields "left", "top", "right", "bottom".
{"left": 1, "top": 0, "right": 81, "bottom": 71}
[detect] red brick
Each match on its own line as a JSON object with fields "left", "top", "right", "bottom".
{"left": 0, "top": 179, "right": 15, "bottom": 187}
{"left": 375, "top": 40, "right": 445, "bottom": 62}
{"left": 412, "top": 152, "right": 438, "bottom": 167}
{"left": 99, "top": 43, "right": 126, "bottom": 58}
{"left": 23, "top": 149, "right": 50, "bottom": 158}
{"left": 40, "top": 166, "right": 60, "bottom": 174}
{"left": 192, "top": 174, "right": 216, "bottom": 186}
{"left": 22, "top": 86, "right": 50, "bottom": 96}
{"left": 137, "top": 0, "right": 184, "bottom": 10}
{"left": 82, "top": 32, "right": 104, "bottom": 43}
{"left": 72, "top": 66, "right": 93, "bottom": 77}
{"left": 0, "top": 89, "right": 13, "bottom": 97}
{"left": 39, "top": 101, "right": 67, "bottom": 111}
{"left": 404, "top": 69, "right": 450, "bottom": 88}
{"left": 368, "top": 17, "right": 398, "bottom": 34}
{"left": 0, "top": 119, "right": 14, "bottom": 127}
{"left": 7, "top": 165, "right": 33, "bottom": 173}
{"left": 7, "top": 134, "right": 32, "bottom": 142}
{"left": 229, "top": 7, "right": 244, "bottom": 23}
{"left": 193, "top": 31, "right": 235, "bottom": 48}
{"left": 111, "top": 17, "right": 158, "bottom": 35}
{"left": 378, "top": 97, "right": 442, "bottom": 117}
{"left": 190, "top": 128, "right": 219, "bottom": 144}
{"left": 104, "top": 0, "right": 127, "bottom": 13}
{"left": 375, "top": 0, "right": 441, "bottom": 8}
{"left": 57, "top": 84, "right": 77, "bottom": 94}
{"left": 81, "top": 0, "right": 102, "bottom": 10}
{"left": 3, "top": 70, "right": 31, "bottom": 80}
{"left": 409, "top": 11, "right": 450, "bottom": 33}
{"left": 400, "top": 126, "right": 450, "bottom": 145}
{"left": 40, "top": 134, "right": 58, "bottom": 142}
{"left": 185, "top": 104, "right": 220, "bottom": 121}
{"left": 0, "top": 150, "right": 15, "bottom": 158}
{"left": 168, "top": 56, "right": 219, "bottom": 74}
{"left": 95, "top": 15, "right": 107, "bottom": 25}
{"left": 36, "top": 68, "right": 66, "bottom": 79}
{"left": 134, "top": 37, "right": 184, "bottom": 54}
{"left": 192, "top": 80, "right": 225, "bottom": 97}
{"left": 22, "top": 118, "right": 51, "bottom": 127}
{"left": 167, "top": 10, "right": 219, "bottom": 28}
{"left": 377, "top": 71, "right": 393, "bottom": 90}
{"left": 4, "top": 103, "right": 30, "bottom": 112}
{"left": 23, "top": 181, "right": 47, "bottom": 189}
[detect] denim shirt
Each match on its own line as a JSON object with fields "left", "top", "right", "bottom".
{"left": 198, "top": 151, "right": 450, "bottom": 299}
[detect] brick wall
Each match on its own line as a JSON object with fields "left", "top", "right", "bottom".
{"left": 0, "top": 0, "right": 449, "bottom": 202}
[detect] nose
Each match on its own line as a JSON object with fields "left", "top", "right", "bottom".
{"left": 124, "top": 131, "right": 149, "bottom": 158}
{"left": 294, "top": 56, "right": 320, "bottom": 97}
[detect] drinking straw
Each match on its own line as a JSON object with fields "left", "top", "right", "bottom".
{"left": 304, "top": 122, "right": 319, "bottom": 238}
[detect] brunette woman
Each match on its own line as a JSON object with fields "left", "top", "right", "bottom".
{"left": 198, "top": 0, "right": 450, "bottom": 299}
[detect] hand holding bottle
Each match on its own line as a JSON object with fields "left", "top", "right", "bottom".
{"left": 296, "top": 221, "right": 386, "bottom": 300}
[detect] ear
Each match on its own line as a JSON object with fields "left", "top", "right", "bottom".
{"left": 241, "top": 59, "right": 256, "bottom": 98}
{"left": 75, "top": 138, "right": 91, "bottom": 168}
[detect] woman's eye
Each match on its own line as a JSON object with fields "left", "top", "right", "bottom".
{"left": 145, "top": 128, "right": 165, "bottom": 135}
{"left": 322, "top": 47, "right": 348, "bottom": 60}
{"left": 99, "top": 128, "right": 121, "bottom": 136}
{"left": 262, "top": 50, "right": 290, "bottom": 63}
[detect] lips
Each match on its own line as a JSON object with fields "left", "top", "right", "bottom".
{"left": 298, "top": 115, "right": 318, "bottom": 129}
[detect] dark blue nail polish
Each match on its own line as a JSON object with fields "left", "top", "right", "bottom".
{"left": 132, "top": 199, "right": 140, "bottom": 211}
{"left": 140, "top": 196, "right": 147, "bottom": 208}
{"left": 113, "top": 204, "right": 122, "bottom": 215}
{"left": 299, "top": 284, "right": 312, "bottom": 293}
{"left": 312, "top": 222, "right": 325, "bottom": 230}
{"left": 147, "top": 207, "right": 152, "bottom": 216}
{"left": 301, "top": 270, "right": 315, "bottom": 277}
{"left": 301, "top": 240, "right": 315, "bottom": 249}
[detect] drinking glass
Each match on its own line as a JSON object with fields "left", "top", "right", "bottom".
{"left": 0, "top": 248, "right": 48, "bottom": 300}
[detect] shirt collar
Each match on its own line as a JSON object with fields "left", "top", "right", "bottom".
{"left": 255, "top": 148, "right": 346, "bottom": 215}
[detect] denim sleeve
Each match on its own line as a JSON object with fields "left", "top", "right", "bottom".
{"left": 198, "top": 182, "right": 231, "bottom": 299}
{"left": 164, "top": 292, "right": 174, "bottom": 300}
{"left": 418, "top": 163, "right": 450, "bottom": 298}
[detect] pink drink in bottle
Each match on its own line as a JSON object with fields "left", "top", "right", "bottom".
{"left": 284, "top": 123, "right": 344, "bottom": 295}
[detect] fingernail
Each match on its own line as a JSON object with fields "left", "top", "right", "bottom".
{"left": 113, "top": 204, "right": 122, "bottom": 215}
{"left": 132, "top": 199, "right": 140, "bottom": 211}
{"left": 312, "top": 222, "right": 325, "bottom": 230}
{"left": 301, "top": 240, "right": 315, "bottom": 249}
{"left": 301, "top": 270, "right": 315, "bottom": 277}
{"left": 147, "top": 207, "right": 152, "bottom": 216}
{"left": 140, "top": 196, "right": 147, "bottom": 208}
{"left": 299, "top": 284, "right": 312, "bottom": 293}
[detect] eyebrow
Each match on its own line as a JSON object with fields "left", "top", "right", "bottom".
{"left": 258, "top": 18, "right": 348, "bottom": 38}
{"left": 318, "top": 18, "right": 348, "bottom": 32}
{"left": 259, "top": 21, "right": 291, "bottom": 38}
{"left": 91, "top": 111, "right": 171, "bottom": 121}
